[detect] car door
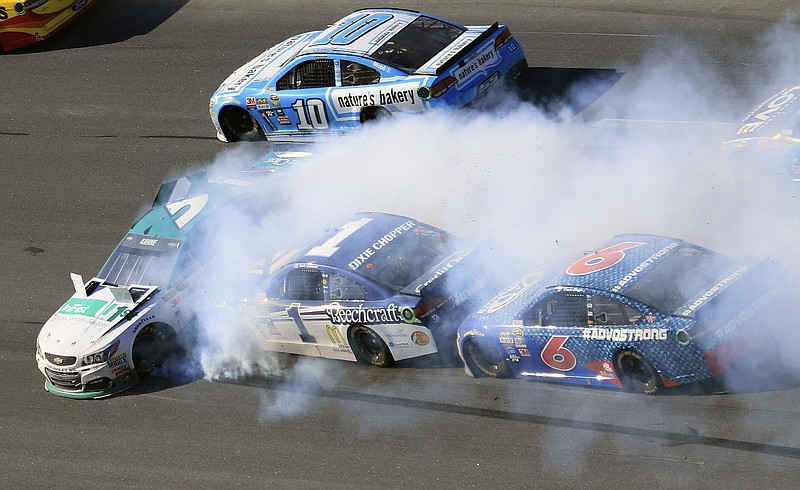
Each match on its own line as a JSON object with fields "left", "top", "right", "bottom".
{"left": 265, "top": 268, "right": 330, "bottom": 348}
{"left": 269, "top": 58, "right": 336, "bottom": 134}
{"left": 520, "top": 289, "right": 645, "bottom": 375}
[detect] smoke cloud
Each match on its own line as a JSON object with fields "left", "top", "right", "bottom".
{"left": 172, "top": 17, "right": 800, "bottom": 408}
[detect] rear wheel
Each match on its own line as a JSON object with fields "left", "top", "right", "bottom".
{"left": 462, "top": 338, "right": 513, "bottom": 378}
{"left": 348, "top": 325, "right": 394, "bottom": 367}
{"left": 132, "top": 323, "right": 179, "bottom": 376}
{"left": 218, "top": 106, "right": 264, "bottom": 142}
{"left": 614, "top": 349, "right": 662, "bottom": 394}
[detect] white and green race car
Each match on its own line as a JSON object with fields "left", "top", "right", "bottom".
{"left": 35, "top": 151, "right": 310, "bottom": 399}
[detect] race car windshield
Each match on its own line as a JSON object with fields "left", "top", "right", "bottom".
{"left": 99, "top": 245, "right": 180, "bottom": 287}
{"left": 622, "top": 245, "right": 738, "bottom": 314}
{"left": 357, "top": 227, "right": 454, "bottom": 289}
{"left": 372, "top": 16, "right": 465, "bottom": 72}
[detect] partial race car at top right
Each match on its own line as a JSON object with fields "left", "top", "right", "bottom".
{"left": 722, "top": 84, "right": 800, "bottom": 185}
{"left": 457, "top": 234, "right": 797, "bottom": 394}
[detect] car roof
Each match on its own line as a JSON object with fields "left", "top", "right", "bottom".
{"left": 300, "top": 9, "right": 430, "bottom": 58}
{"left": 548, "top": 234, "right": 689, "bottom": 292}
{"left": 284, "top": 212, "right": 441, "bottom": 271}
{"left": 474, "top": 234, "right": 697, "bottom": 319}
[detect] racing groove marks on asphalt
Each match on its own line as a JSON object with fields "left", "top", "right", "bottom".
{"left": 229, "top": 376, "right": 800, "bottom": 460}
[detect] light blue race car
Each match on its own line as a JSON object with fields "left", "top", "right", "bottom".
{"left": 34, "top": 151, "right": 312, "bottom": 399}
{"left": 209, "top": 8, "right": 527, "bottom": 143}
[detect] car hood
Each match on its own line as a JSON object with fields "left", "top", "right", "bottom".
{"left": 38, "top": 277, "right": 159, "bottom": 356}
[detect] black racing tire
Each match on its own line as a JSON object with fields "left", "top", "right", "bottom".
{"left": 348, "top": 325, "right": 394, "bottom": 368}
{"left": 462, "top": 338, "right": 513, "bottom": 378}
{"left": 359, "top": 106, "right": 391, "bottom": 124}
{"left": 132, "top": 323, "right": 179, "bottom": 376}
{"left": 218, "top": 106, "right": 264, "bottom": 142}
{"left": 614, "top": 349, "right": 663, "bottom": 395}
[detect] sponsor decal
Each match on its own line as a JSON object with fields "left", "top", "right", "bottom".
{"left": 414, "top": 251, "right": 468, "bottom": 293}
{"left": 108, "top": 353, "right": 132, "bottom": 379}
{"left": 0, "top": 7, "right": 7, "bottom": 20}
{"left": 270, "top": 93, "right": 280, "bottom": 102}
{"left": 332, "top": 84, "right": 423, "bottom": 114}
{"left": 348, "top": 220, "right": 416, "bottom": 270}
{"left": 370, "top": 20, "right": 406, "bottom": 46}
{"left": 411, "top": 331, "right": 429, "bottom": 346}
{"left": 452, "top": 45, "right": 498, "bottom": 85}
{"left": 611, "top": 242, "right": 679, "bottom": 292}
{"left": 131, "top": 315, "right": 156, "bottom": 334}
{"left": 581, "top": 327, "right": 668, "bottom": 342}
{"left": 325, "top": 302, "right": 406, "bottom": 325}
{"left": 479, "top": 271, "right": 544, "bottom": 314}
{"left": 518, "top": 348, "right": 531, "bottom": 356}
{"left": 737, "top": 86, "right": 800, "bottom": 135}
{"left": 389, "top": 341, "right": 410, "bottom": 348}
{"left": 326, "top": 324, "right": 347, "bottom": 345}
{"left": 712, "top": 285, "right": 782, "bottom": 340}
{"left": 256, "top": 98, "right": 269, "bottom": 109}
{"left": 246, "top": 97, "right": 256, "bottom": 109}
{"left": 431, "top": 36, "right": 475, "bottom": 69}
{"left": 139, "top": 238, "right": 158, "bottom": 247}
{"left": 73, "top": 0, "right": 89, "bottom": 12}
{"left": 57, "top": 298, "right": 130, "bottom": 324}
{"left": 680, "top": 266, "right": 749, "bottom": 316}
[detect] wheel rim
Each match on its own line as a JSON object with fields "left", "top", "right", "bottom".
{"left": 466, "top": 340, "right": 507, "bottom": 376}
{"left": 620, "top": 354, "right": 655, "bottom": 388}
{"left": 133, "top": 333, "right": 162, "bottom": 369}
{"left": 358, "top": 330, "right": 383, "bottom": 359}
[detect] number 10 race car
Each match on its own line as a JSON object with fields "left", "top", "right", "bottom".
{"left": 209, "top": 8, "right": 527, "bottom": 143}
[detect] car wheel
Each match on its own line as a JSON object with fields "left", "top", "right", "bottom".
{"left": 132, "top": 323, "right": 178, "bottom": 376}
{"left": 359, "top": 106, "right": 391, "bottom": 124}
{"left": 614, "top": 349, "right": 662, "bottom": 394}
{"left": 219, "top": 106, "right": 264, "bottom": 142}
{"left": 462, "top": 338, "right": 513, "bottom": 378}
{"left": 348, "top": 325, "right": 394, "bottom": 367}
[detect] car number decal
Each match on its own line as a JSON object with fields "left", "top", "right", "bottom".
{"left": 566, "top": 242, "right": 646, "bottom": 276}
{"left": 292, "top": 98, "right": 329, "bottom": 130}
{"left": 541, "top": 335, "right": 577, "bottom": 371}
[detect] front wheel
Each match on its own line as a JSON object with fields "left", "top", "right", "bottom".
{"left": 462, "top": 338, "right": 513, "bottom": 378}
{"left": 218, "top": 106, "right": 264, "bottom": 142}
{"left": 614, "top": 349, "right": 662, "bottom": 394}
{"left": 132, "top": 323, "right": 179, "bottom": 376}
{"left": 348, "top": 325, "right": 394, "bottom": 367}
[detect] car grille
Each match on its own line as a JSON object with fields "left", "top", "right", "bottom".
{"left": 45, "top": 353, "right": 77, "bottom": 367}
{"left": 45, "top": 368, "right": 82, "bottom": 389}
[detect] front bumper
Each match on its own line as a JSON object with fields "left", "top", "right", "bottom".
{"left": 36, "top": 352, "right": 139, "bottom": 399}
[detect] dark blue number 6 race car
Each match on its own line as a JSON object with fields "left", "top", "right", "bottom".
{"left": 457, "top": 234, "right": 796, "bottom": 394}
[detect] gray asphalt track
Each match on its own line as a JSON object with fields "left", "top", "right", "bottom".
{"left": 2, "top": 1, "right": 799, "bottom": 487}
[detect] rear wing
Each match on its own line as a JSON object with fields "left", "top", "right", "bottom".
{"left": 435, "top": 23, "right": 500, "bottom": 76}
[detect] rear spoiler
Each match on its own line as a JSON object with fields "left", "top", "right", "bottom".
{"left": 435, "top": 22, "right": 500, "bottom": 75}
